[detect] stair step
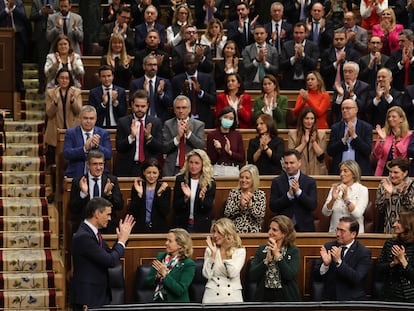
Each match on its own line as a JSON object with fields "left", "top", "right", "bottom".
{"left": 0, "top": 232, "right": 58, "bottom": 249}
{"left": 22, "top": 63, "right": 38, "bottom": 70}
{"left": 20, "top": 111, "right": 45, "bottom": 121}
{"left": 23, "top": 70, "right": 39, "bottom": 79}
{"left": 0, "top": 144, "right": 44, "bottom": 157}
{"left": 22, "top": 79, "right": 39, "bottom": 90}
{"left": 4, "top": 121, "right": 44, "bottom": 133}
{"left": 0, "top": 185, "right": 46, "bottom": 198}
{"left": 20, "top": 99, "right": 45, "bottom": 110}
{"left": 0, "top": 156, "right": 45, "bottom": 172}
{"left": 0, "top": 289, "right": 63, "bottom": 309}
{"left": 0, "top": 198, "right": 49, "bottom": 217}
{"left": 0, "top": 132, "right": 43, "bottom": 145}
{"left": 0, "top": 249, "right": 63, "bottom": 272}
{"left": 0, "top": 216, "right": 55, "bottom": 233}
{"left": 0, "top": 272, "right": 63, "bottom": 291}
{"left": 0, "top": 172, "right": 45, "bottom": 185}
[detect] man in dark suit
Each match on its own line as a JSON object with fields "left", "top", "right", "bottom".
{"left": 313, "top": 216, "right": 371, "bottom": 301}
{"left": 386, "top": 29, "right": 414, "bottom": 91}
{"left": 115, "top": 89, "right": 163, "bottom": 177}
{"left": 327, "top": 99, "right": 373, "bottom": 176}
{"left": 339, "top": 11, "right": 368, "bottom": 56}
{"left": 303, "top": 2, "right": 334, "bottom": 53}
{"left": 359, "top": 36, "right": 390, "bottom": 89}
{"left": 63, "top": 105, "right": 112, "bottom": 178}
{"left": 130, "top": 54, "right": 173, "bottom": 123}
{"left": 46, "top": 0, "right": 83, "bottom": 54}
{"left": 171, "top": 52, "right": 216, "bottom": 128}
{"left": 367, "top": 68, "right": 403, "bottom": 127}
{"left": 280, "top": 22, "right": 319, "bottom": 90}
{"left": 264, "top": 2, "right": 293, "bottom": 55}
{"left": 403, "top": 84, "right": 414, "bottom": 129}
{"left": 226, "top": 1, "right": 257, "bottom": 53}
{"left": 134, "top": 4, "right": 165, "bottom": 50}
{"left": 320, "top": 29, "right": 360, "bottom": 91}
{"left": 162, "top": 95, "right": 205, "bottom": 176}
{"left": 172, "top": 25, "right": 213, "bottom": 74}
{"left": 30, "top": 0, "right": 59, "bottom": 92}
{"left": 69, "top": 150, "right": 124, "bottom": 234}
{"left": 132, "top": 28, "right": 170, "bottom": 79}
{"left": 284, "top": 0, "right": 312, "bottom": 25}
{"left": 89, "top": 65, "right": 127, "bottom": 129}
{"left": 99, "top": 6, "right": 135, "bottom": 55}
{"left": 194, "top": 0, "right": 226, "bottom": 29}
{"left": 331, "top": 61, "right": 370, "bottom": 123}
{"left": 242, "top": 24, "right": 279, "bottom": 90}
{"left": 71, "top": 197, "right": 135, "bottom": 310}
{"left": 269, "top": 149, "right": 317, "bottom": 232}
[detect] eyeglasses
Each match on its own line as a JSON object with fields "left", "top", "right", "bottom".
{"left": 370, "top": 41, "right": 381, "bottom": 44}
{"left": 341, "top": 106, "right": 356, "bottom": 111}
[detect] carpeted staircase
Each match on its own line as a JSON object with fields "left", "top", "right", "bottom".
{"left": 0, "top": 64, "right": 65, "bottom": 310}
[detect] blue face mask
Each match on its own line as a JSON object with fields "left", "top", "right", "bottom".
{"left": 221, "top": 118, "right": 234, "bottom": 129}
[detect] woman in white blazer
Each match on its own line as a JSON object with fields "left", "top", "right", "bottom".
{"left": 202, "top": 217, "right": 246, "bottom": 303}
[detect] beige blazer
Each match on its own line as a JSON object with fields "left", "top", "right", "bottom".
{"left": 44, "top": 86, "right": 82, "bottom": 147}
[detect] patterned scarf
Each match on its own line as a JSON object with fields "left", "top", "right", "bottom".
{"left": 153, "top": 254, "right": 181, "bottom": 301}
{"left": 265, "top": 247, "right": 287, "bottom": 289}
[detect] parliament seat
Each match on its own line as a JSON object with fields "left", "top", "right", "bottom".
{"left": 135, "top": 264, "right": 154, "bottom": 303}
{"left": 108, "top": 263, "right": 126, "bottom": 305}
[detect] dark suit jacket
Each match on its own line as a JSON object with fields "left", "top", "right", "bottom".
{"left": 128, "top": 182, "right": 171, "bottom": 233}
{"left": 63, "top": 126, "right": 112, "bottom": 178}
{"left": 71, "top": 222, "right": 125, "bottom": 307}
{"left": 403, "top": 85, "right": 414, "bottom": 130}
{"left": 303, "top": 18, "right": 334, "bottom": 52}
{"left": 171, "top": 72, "right": 216, "bottom": 128}
{"left": 194, "top": 0, "right": 225, "bottom": 29}
{"left": 284, "top": 0, "right": 311, "bottom": 24}
{"left": 88, "top": 85, "right": 127, "bottom": 128}
{"left": 358, "top": 53, "right": 390, "bottom": 89}
{"left": 129, "top": 76, "right": 173, "bottom": 123}
{"left": 331, "top": 80, "right": 370, "bottom": 123}
{"left": 173, "top": 174, "right": 216, "bottom": 233}
{"left": 115, "top": 114, "right": 163, "bottom": 176}
{"left": 264, "top": 20, "right": 293, "bottom": 54}
{"left": 68, "top": 173, "right": 124, "bottom": 234}
{"left": 132, "top": 47, "right": 170, "bottom": 79}
{"left": 269, "top": 172, "right": 317, "bottom": 232}
{"left": 99, "top": 21, "right": 135, "bottom": 54}
{"left": 30, "top": 0, "right": 59, "bottom": 42}
{"left": 214, "top": 59, "right": 245, "bottom": 90}
{"left": 320, "top": 47, "right": 361, "bottom": 91}
{"left": 134, "top": 22, "right": 165, "bottom": 50}
{"left": 367, "top": 87, "right": 402, "bottom": 127}
{"left": 101, "top": 56, "right": 132, "bottom": 90}
{"left": 172, "top": 42, "right": 213, "bottom": 74}
{"left": 162, "top": 117, "right": 205, "bottom": 176}
{"left": 387, "top": 49, "right": 414, "bottom": 91}
{"left": 279, "top": 39, "right": 320, "bottom": 90}
{"left": 313, "top": 240, "right": 372, "bottom": 301}
{"left": 226, "top": 19, "right": 255, "bottom": 53}
{"left": 327, "top": 119, "right": 373, "bottom": 175}
{"left": 146, "top": 251, "right": 195, "bottom": 302}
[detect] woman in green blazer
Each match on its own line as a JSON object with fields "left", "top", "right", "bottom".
{"left": 253, "top": 74, "right": 288, "bottom": 129}
{"left": 146, "top": 228, "right": 195, "bottom": 302}
{"left": 250, "top": 215, "right": 301, "bottom": 302}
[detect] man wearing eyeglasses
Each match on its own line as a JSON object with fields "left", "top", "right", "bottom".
{"left": 313, "top": 216, "right": 371, "bottom": 301}
{"left": 68, "top": 149, "right": 124, "bottom": 234}
{"left": 327, "top": 99, "right": 373, "bottom": 175}
{"left": 359, "top": 36, "right": 390, "bottom": 89}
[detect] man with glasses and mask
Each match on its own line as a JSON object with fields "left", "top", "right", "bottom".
{"left": 68, "top": 149, "right": 124, "bottom": 234}
{"left": 327, "top": 99, "right": 373, "bottom": 175}
{"left": 313, "top": 216, "right": 371, "bottom": 301}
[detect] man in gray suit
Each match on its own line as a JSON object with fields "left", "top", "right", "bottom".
{"left": 338, "top": 12, "right": 368, "bottom": 56}
{"left": 46, "top": 0, "right": 83, "bottom": 54}
{"left": 242, "top": 24, "right": 279, "bottom": 89}
{"left": 162, "top": 95, "right": 205, "bottom": 176}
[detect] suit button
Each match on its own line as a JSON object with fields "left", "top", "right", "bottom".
{"left": 217, "top": 284, "right": 220, "bottom": 287}
{"left": 228, "top": 284, "right": 230, "bottom": 287}
{"left": 217, "top": 277, "right": 220, "bottom": 280}
{"left": 216, "top": 293, "right": 219, "bottom": 296}
{"left": 228, "top": 293, "right": 231, "bottom": 296}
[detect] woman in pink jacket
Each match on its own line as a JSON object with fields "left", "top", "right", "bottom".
{"left": 372, "top": 8, "right": 404, "bottom": 56}
{"left": 373, "top": 106, "right": 412, "bottom": 176}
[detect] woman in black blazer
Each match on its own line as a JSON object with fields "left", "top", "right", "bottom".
{"left": 128, "top": 158, "right": 171, "bottom": 233}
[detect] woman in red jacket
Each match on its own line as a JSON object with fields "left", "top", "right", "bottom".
{"left": 216, "top": 73, "right": 252, "bottom": 129}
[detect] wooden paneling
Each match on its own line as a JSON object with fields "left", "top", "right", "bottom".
{"left": 0, "top": 29, "right": 15, "bottom": 110}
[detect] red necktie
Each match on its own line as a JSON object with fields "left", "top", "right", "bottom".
{"left": 405, "top": 60, "right": 410, "bottom": 86}
{"left": 138, "top": 119, "right": 145, "bottom": 162}
{"left": 97, "top": 232, "right": 102, "bottom": 248}
{"left": 335, "top": 50, "right": 342, "bottom": 85}
{"left": 178, "top": 136, "right": 185, "bottom": 168}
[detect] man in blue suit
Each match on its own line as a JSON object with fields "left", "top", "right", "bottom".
{"left": 71, "top": 197, "right": 135, "bottom": 310}
{"left": 129, "top": 54, "right": 173, "bottom": 124}
{"left": 264, "top": 2, "right": 293, "bottom": 55}
{"left": 270, "top": 149, "right": 317, "bottom": 232}
{"left": 134, "top": 5, "right": 165, "bottom": 50}
{"left": 63, "top": 105, "right": 112, "bottom": 178}
{"left": 89, "top": 65, "right": 127, "bottom": 129}
{"left": 313, "top": 216, "right": 371, "bottom": 301}
{"left": 327, "top": 99, "right": 373, "bottom": 176}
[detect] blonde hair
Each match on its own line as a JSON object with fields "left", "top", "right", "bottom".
{"left": 211, "top": 218, "right": 242, "bottom": 257}
{"left": 169, "top": 228, "right": 193, "bottom": 258}
{"left": 106, "top": 33, "right": 129, "bottom": 67}
{"left": 383, "top": 106, "right": 410, "bottom": 138}
{"left": 181, "top": 149, "right": 214, "bottom": 189}
{"left": 380, "top": 7, "right": 397, "bottom": 30}
{"left": 172, "top": 4, "right": 193, "bottom": 25}
{"left": 238, "top": 164, "right": 260, "bottom": 191}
